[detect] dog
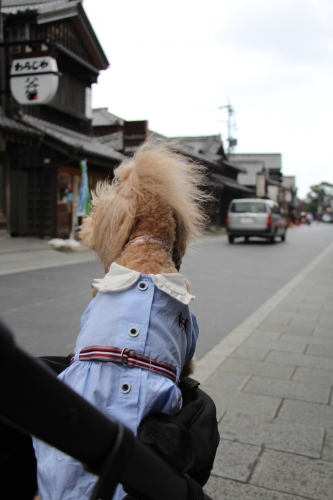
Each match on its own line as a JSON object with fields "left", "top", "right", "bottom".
{"left": 33, "top": 140, "right": 211, "bottom": 500}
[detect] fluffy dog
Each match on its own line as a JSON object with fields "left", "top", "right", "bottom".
{"left": 33, "top": 140, "right": 210, "bottom": 500}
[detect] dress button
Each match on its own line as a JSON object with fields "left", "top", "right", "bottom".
{"left": 120, "top": 383, "right": 131, "bottom": 394}
{"left": 128, "top": 327, "right": 139, "bottom": 337}
{"left": 138, "top": 281, "right": 148, "bottom": 291}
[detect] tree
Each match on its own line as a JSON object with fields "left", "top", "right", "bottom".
{"left": 304, "top": 182, "right": 333, "bottom": 214}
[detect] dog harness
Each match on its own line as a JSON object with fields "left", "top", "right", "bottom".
{"left": 71, "top": 345, "right": 177, "bottom": 383}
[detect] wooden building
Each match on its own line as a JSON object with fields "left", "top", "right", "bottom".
{"left": 0, "top": 0, "right": 126, "bottom": 237}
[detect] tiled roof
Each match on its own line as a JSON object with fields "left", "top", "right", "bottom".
{"left": 169, "top": 135, "right": 246, "bottom": 173}
{"left": 169, "top": 134, "right": 223, "bottom": 156}
{"left": 1, "top": 0, "right": 74, "bottom": 15}
{"left": 0, "top": 113, "right": 42, "bottom": 138}
{"left": 149, "top": 131, "right": 228, "bottom": 170}
{"left": 96, "top": 131, "right": 123, "bottom": 151}
{"left": 210, "top": 173, "right": 254, "bottom": 193}
{"left": 149, "top": 130, "right": 219, "bottom": 166}
{"left": 19, "top": 114, "right": 126, "bottom": 163}
{"left": 92, "top": 108, "right": 124, "bottom": 127}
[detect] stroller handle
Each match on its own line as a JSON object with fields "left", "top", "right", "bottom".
{"left": 0, "top": 320, "right": 214, "bottom": 500}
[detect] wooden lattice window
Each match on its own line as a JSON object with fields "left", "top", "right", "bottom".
{"left": 32, "top": 20, "right": 93, "bottom": 65}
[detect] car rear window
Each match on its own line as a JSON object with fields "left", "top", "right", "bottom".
{"left": 231, "top": 202, "right": 267, "bottom": 213}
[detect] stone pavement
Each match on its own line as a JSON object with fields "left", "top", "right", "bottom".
{"left": 1, "top": 235, "right": 333, "bottom": 499}
{"left": 0, "top": 234, "right": 96, "bottom": 276}
{"left": 198, "top": 241, "right": 333, "bottom": 499}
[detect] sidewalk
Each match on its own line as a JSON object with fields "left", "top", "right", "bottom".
{"left": 199, "top": 241, "right": 333, "bottom": 500}
{"left": 0, "top": 235, "right": 96, "bottom": 275}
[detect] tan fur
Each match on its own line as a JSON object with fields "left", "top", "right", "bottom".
{"left": 81, "top": 139, "right": 212, "bottom": 379}
{"left": 80, "top": 139, "right": 210, "bottom": 270}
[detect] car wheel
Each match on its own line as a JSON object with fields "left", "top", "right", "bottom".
{"left": 269, "top": 235, "right": 275, "bottom": 244}
{"left": 281, "top": 231, "right": 286, "bottom": 242}
{"left": 228, "top": 235, "right": 234, "bottom": 244}
{"left": 244, "top": 236, "right": 249, "bottom": 243}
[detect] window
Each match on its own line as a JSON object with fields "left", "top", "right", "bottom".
{"left": 231, "top": 202, "right": 267, "bottom": 214}
{"left": 271, "top": 204, "right": 280, "bottom": 214}
{"left": 7, "top": 24, "right": 29, "bottom": 54}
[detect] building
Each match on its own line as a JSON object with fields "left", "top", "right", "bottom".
{"left": 0, "top": 0, "right": 126, "bottom": 238}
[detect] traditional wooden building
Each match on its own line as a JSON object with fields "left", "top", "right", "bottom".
{"left": 0, "top": 0, "right": 125, "bottom": 237}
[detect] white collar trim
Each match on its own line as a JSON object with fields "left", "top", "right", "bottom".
{"left": 92, "top": 262, "right": 195, "bottom": 305}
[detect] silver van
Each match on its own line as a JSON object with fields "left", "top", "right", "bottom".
{"left": 226, "top": 198, "right": 287, "bottom": 244}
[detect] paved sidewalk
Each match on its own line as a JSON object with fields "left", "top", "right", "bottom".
{"left": 198, "top": 242, "right": 333, "bottom": 499}
{"left": 0, "top": 235, "right": 96, "bottom": 275}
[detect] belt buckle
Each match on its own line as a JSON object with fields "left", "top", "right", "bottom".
{"left": 121, "top": 348, "right": 135, "bottom": 367}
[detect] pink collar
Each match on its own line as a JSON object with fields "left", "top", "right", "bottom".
{"left": 123, "top": 234, "right": 172, "bottom": 254}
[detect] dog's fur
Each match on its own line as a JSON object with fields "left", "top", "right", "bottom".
{"left": 81, "top": 140, "right": 209, "bottom": 271}
{"left": 81, "top": 139, "right": 210, "bottom": 379}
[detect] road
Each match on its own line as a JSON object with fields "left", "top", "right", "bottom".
{"left": 0, "top": 223, "right": 332, "bottom": 359}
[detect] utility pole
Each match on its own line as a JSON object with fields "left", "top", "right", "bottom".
{"left": 218, "top": 99, "right": 237, "bottom": 157}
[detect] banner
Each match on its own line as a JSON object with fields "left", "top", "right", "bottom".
{"left": 76, "top": 160, "right": 90, "bottom": 217}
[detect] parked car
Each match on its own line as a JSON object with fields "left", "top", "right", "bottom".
{"left": 226, "top": 199, "right": 287, "bottom": 244}
{"left": 322, "top": 213, "right": 333, "bottom": 223}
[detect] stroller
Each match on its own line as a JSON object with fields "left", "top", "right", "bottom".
{"left": 0, "top": 320, "right": 219, "bottom": 500}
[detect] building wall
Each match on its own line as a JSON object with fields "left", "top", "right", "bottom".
{"left": 230, "top": 153, "right": 282, "bottom": 187}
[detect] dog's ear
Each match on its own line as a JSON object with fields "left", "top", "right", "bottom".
{"left": 172, "top": 213, "right": 189, "bottom": 271}
{"left": 80, "top": 179, "right": 137, "bottom": 268}
{"left": 80, "top": 213, "right": 94, "bottom": 249}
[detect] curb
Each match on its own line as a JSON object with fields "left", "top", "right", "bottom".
{"left": 195, "top": 240, "right": 333, "bottom": 383}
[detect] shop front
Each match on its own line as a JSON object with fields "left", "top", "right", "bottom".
{"left": 0, "top": 114, "right": 126, "bottom": 238}
{"left": 57, "top": 165, "right": 109, "bottom": 238}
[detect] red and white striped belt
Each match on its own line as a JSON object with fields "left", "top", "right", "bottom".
{"left": 71, "top": 346, "right": 177, "bottom": 383}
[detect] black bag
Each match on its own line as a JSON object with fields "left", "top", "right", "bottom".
{"left": 137, "top": 377, "right": 220, "bottom": 487}
{"left": 0, "top": 356, "right": 219, "bottom": 498}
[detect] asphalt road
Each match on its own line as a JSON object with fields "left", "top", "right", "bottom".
{"left": 0, "top": 223, "right": 332, "bottom": 359}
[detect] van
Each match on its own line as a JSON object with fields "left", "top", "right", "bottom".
{"left": 226, "top": 198, "right": 287, "bottom": 244}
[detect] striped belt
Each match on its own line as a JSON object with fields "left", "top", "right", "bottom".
{"left": 71, "top": 346, "right": 177, "bottom": 383}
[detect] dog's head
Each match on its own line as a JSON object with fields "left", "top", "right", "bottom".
{"left": 80, "top": 139, "right": 211, "bottom": 269}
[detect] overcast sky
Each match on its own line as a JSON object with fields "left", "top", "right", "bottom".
{"left": 84, "top": 0, "right": 333, "bottom": 199}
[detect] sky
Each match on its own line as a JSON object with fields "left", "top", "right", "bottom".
{"left": 83, "top": 0, "right": 333, "bottom": 199}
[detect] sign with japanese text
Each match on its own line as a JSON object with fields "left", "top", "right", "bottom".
{"left": 256, "top": 173, "right": 266, "bottom": 198}
{"left": 10, "top": 56, "right": 59, "bottom": 105}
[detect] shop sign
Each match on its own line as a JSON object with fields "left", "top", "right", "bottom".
{"left": 10, "top": 56, "right": 59, "bottom": 105}
{"left": 256, "top": 173, "right": 266, "bottom": 198}
{"left": 85, "top": 87, "right": 92, "bottom": 119}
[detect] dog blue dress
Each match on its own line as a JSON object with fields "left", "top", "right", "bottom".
{"left": 33, "top": 263, "right": 199, "bottom": 500}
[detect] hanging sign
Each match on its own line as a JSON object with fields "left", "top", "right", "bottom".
{"left": 10, "top": 56, "right": 59, "bottom": 105}
{"left": 256, "top": 173, "right": 266, "bottom": 198}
